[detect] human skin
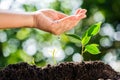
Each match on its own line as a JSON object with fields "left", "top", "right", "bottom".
{"left": 0, "top": 9, "right": 87, "bottom": 35}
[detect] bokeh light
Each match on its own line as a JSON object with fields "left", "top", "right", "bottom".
{"left": 22, "top": 38, "right": 37, "bottom": 56}
{"left": 99, "top": 23, "right": 115, "bottom": 38}
{"left": 65, "top": 46, "right": 74, "bottom": 55}
{"left": 93, "top": 11, "right": 105, "bottom": 22}
{"left": 100, "top": 37, "right": 113, "bottom": 47}
{"left": 72, "top": 53, "right": 83, "bottom": 62}
{"left": 114, "top": 31, "right": 120, "bottom": 41}
{"left": 42, "top": 45, "right": 65, "bottom": 61}
{"left": 0, "top": 30, "right": 7, "bottom": 42}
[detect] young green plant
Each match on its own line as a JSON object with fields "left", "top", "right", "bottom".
{"left": 52, "top": 49, "right": 57, "bottom": 64}
{"left": 50, "top": 48, "right": 57, "bottom": 65}
{"left": 65, "top": 22, "right": 102, "bottom": 56}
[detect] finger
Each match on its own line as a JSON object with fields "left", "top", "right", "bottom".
{"left": 76, "top": 9, "right": 87, "bottom": 20}
{"left": 58, "top": 15, "right": 86, "bottom": 27}
{"left": 78, "top": 9, "right": 87, "bottom": 15}
{"left": 58, "top": 15, "right": 78, "bottom": 23}
{"left": 77, "top": 13, "right": 87, "bottom": 20}
{"left": 56, "top": 14, "right": 86, "bottom": 34}
{"left": 75, "top": 9, "right": 82, "bottom": 15}
{"left": 64, "top": 14, "right": 86, "bottom": 30}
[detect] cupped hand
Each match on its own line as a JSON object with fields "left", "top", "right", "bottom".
{"left": 33, "top": 9, "right": 87, "bottom": 35}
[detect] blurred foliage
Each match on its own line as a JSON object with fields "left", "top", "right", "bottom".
{"left": 0, "top": 0, "right": 120, "bottom": 68}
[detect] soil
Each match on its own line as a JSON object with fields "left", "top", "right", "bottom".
{"left": 0, "top": 61, "right": 120, "bottom": 80}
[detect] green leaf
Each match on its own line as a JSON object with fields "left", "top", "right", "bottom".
{"left": 82, "top": 32, "right": 91, "bottom": 45}
{"left": 88, "top": 22, "right": 102, "bottom": 36}
{"left": 65, "top": 33, "right": 81, "bottom": 44}
{"left": 23, "top": 4, "right": 37, "bottom": 12}
{"left": 82, "top": 30, "right": 87, "bottom": 39}
{"left": 85, "top": 44, "right": 100, "bottom": 54}
{"left": 90, "top": 44, "right": 99, "bottom": 46}
{"left": 16, "top": 28, "right": 31, "bottom": 40}
{"left": 60, "top": 34, "right": 69, "bottom": 42}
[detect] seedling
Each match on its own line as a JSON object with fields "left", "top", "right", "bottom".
{"left": 52, "top": 49, "right": 57, "bottom": 64}
{"left": 65, "top": 22, "right": 102, "bottom": 56}
{"left": 50, "top": 48, "right": 57, "bottom": 65}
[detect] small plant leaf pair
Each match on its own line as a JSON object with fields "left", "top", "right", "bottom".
{"left": 85, "top": 44, "right": 100, "bottom": 55}
{"left": 65, "top": 22, "right": 102, "bottom": 55}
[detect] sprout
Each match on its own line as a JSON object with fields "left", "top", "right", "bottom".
{"left": 65, "top": 22, "right": 102, "bottom": 59}
{"left": 50, "top": 48, "right": 57, "bottom": 65}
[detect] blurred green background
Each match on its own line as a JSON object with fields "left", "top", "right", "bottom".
{"left": 0, "top": 0, "right": 120, "bottom": 72}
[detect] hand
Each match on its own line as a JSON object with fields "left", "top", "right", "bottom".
{"left": 33, "top": 9, "right": 87, "bottom": 35}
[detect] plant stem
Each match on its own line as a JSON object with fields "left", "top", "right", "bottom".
{"left": 81, "top": 45, "right": 84, "bottom": 56}
{"left": 52, "top": 49, "right": 57, "bottom": 65}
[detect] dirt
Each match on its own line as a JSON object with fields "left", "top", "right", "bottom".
{"left": 0, "top": 61, "right": 120, "bottom": 80}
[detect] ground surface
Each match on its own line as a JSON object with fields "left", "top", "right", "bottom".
{"left": 0, "top": 61, "right": 120, "bottom": 80}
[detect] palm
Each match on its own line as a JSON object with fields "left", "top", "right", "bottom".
{"left": 34, "top": 9, "right": 87, "bottom": 35}
{"left": 40, "top": 9, "right": 67, "bottom": 20}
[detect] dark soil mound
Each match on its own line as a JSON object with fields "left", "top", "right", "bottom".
{"left": 0, "top": 61, "right": 120, "bottom": 80}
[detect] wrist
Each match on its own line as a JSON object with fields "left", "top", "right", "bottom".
{"left": 31, "top": 11, "right": 43, "bottom": 29}
{"left": 27, "top": 12, "right": 34, "bottom": 28}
